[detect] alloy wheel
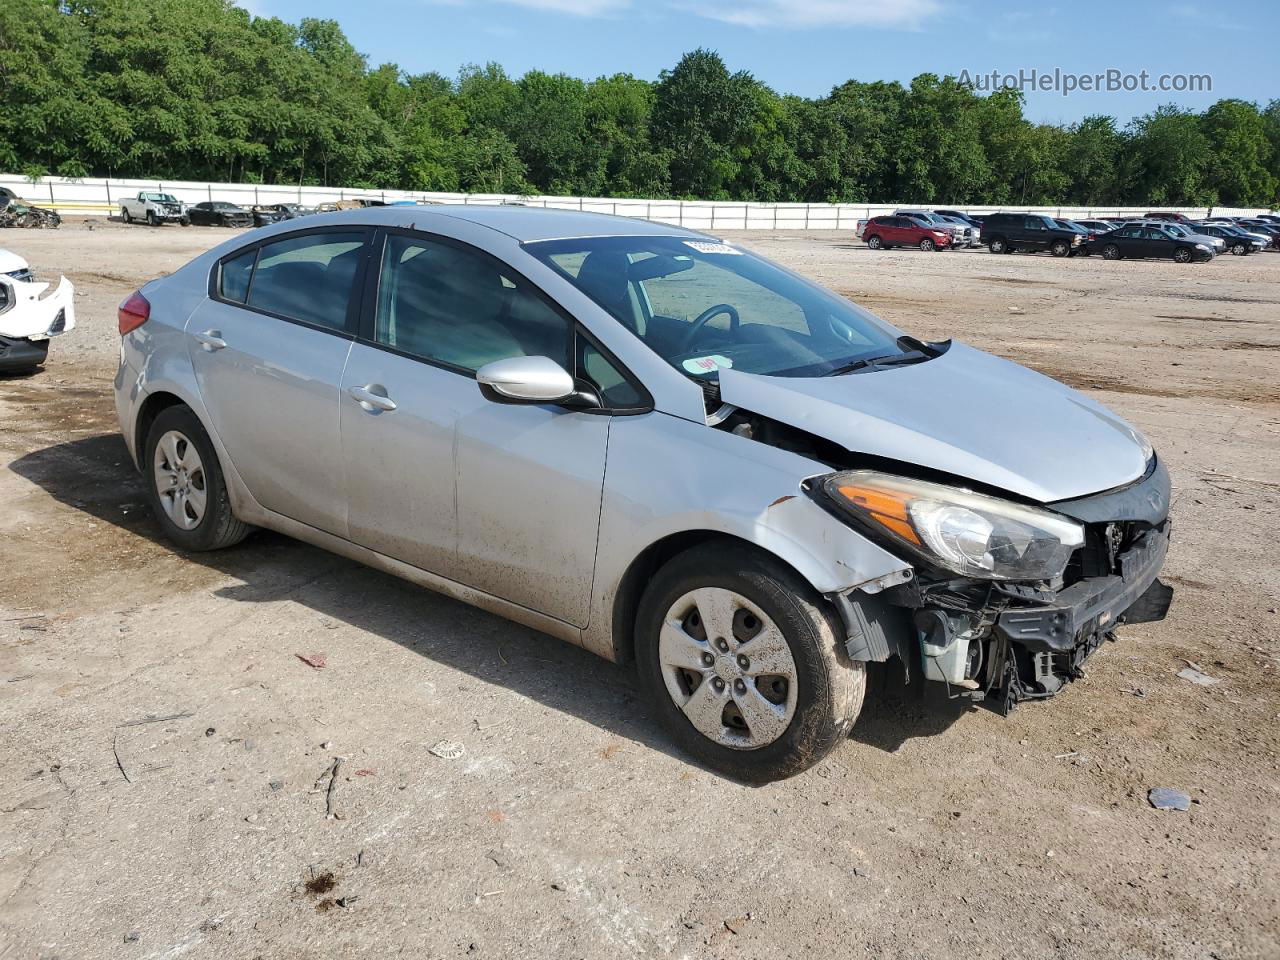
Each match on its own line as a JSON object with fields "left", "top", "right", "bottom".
{"left": 152, "top": 429, "right": 208, "bottom": 530}
{"left": 658, "top": 587, "right": 799, "bottom": 750}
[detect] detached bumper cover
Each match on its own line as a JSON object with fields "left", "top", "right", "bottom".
{"left": 997, "top": 520, "right": 1172, "bottom": 653}
{"left": 0, "top": 274, "right": 76, "bottom": 341}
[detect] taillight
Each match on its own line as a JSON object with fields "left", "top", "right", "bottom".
{"left": 118, "top": 290, "right": 150, "bottom": 335}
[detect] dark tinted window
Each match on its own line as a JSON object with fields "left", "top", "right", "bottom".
{"left": 245, "top": 232, "right": 364, "bottom": 331}
{"left": 220, "top": 248, "right": 256, "bottom": 303}
{"left": 374, "top": 233, "right": 571, "bottom": 372}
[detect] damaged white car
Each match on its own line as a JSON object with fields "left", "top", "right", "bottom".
{"left": 113, "top": 207, "right": 1172, "bottom": 782}
{"left": 0, "top": 249, "right": 75, "bottom": 373}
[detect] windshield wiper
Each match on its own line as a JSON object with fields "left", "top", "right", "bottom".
{"left": 825, "top": 349, "right": 930, "bottom": 377}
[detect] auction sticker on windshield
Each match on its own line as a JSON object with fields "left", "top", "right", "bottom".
{"left": 683, "top": 240, "right": 742, "bottom": 255}
{"left": 682, "top": 354, "right": 734, "bottom": 375}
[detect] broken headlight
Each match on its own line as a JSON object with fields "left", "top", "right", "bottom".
{"left": 821, "top": 470, "right": 1084, "bottom": 581}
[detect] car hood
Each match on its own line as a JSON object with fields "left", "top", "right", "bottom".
{"left": 717, "top": 341, "right": 1150, "bottom": 503}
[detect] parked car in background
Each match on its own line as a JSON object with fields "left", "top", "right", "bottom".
{"left": 1144, "top": 212, "right": 1195, "bottom": 225}
{"left": 120, "top": 192, "right": 188, "bottom": 226}
{"left": 1191, "top": 222, "right": 1265, "bottom": 255}
{"left": 262, "top": 203, "right": 311, "bottom": 220}
{"left": 933, "top": 214, "right": 981, "bottom": 246}
{"left": 1232, "top": 220, "right": 1280, "bottom": 248}
{"left": 251, "top": 205, "right": 286, "bottom": 227}
{"left": 860, "top": 215, "right": 954, "bottom": 251}
{"left": 188, "top": 202, "right": 253, "bottom": 228}
{"left": 1098, "top": 223, "right": 1214, "bottom": 263}
{"left": 931, "top": 210, "right": 983, "bottom": 244}
{"left": 1156, "top": 222, "right": 1226, "bottom": 254}
{"left": 112, "top": 206, "right": 1172, "bottom": 781}
{"left": 0, "top": 247, "right": 75, "bottom": 373}
{"left": 981, "top": 213, "right": 1084, "bottom": 257}
{"left": 896, "top": 210, "right": 969, "bottom": 248}
{"left": 1074, "top": 219, "right": 1117, "bottom": 235}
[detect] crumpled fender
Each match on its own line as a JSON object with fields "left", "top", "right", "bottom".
{"left": 0, "top": 275, "right": 77, "bottom": 340}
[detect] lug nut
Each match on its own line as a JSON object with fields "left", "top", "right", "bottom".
{"left": 715, "top": 637, "right": 730, "bottom": 652}
{"left": 736, "top": 655, "right": 749, "bottom": 670}
{"left": 711, "top": 677, "right": 725, "bottom": 692}
{"left": 701, "top": 653, "right": 714, "bottom": 667}
{"left": 734, "top": 679, "right": 747, "bottom": 694}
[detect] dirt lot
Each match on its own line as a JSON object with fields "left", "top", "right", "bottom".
{"left": 2, "top": 220, "right": 1278, "bottom": 960}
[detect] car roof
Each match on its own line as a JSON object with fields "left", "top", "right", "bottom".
{"left": 303, "top": 204, "right": 709, "bottom": 243}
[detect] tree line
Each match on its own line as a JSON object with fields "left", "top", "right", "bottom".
{"left": 2, "top": 0, "right": 1277, "bottom": 207}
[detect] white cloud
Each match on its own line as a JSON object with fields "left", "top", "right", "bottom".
{"left": 677, "top": 0, "right": 944, "bottom": 29}
{"left": 433, "top": 0, "right": 630, "bottom": 14}
{"left": 429, "top": 0, "right": 943, "bottom": 27}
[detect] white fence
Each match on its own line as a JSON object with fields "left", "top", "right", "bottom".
{"left": 3, "top": 173, "right": 1271, "bottom": 230}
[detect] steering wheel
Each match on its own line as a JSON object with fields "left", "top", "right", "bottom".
{"left": 680, "top": 303, "right": 740, "bottom": 352}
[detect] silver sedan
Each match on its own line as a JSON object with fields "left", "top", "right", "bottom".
{"left": 114, "top": 206, "right": 1173, "bottom": 781}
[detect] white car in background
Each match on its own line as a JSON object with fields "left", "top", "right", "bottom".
{"left": 0, "top": 248, "right": 76, "bottom": 374}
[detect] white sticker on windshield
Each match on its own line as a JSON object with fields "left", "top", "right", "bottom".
{"left": 682, "top": 354, "right": 734, "bottom": 375}
{"left": 683, "top": 240, "right": 742, "bottom": 255}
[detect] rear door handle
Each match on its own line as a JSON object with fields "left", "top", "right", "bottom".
{"left": 348, "top": 384, "right": 397, "bottom": 413}
{"left": 193, "top": 329, "right": 226, "bottom": 352}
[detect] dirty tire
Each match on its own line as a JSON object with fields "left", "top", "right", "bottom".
{"left": 143, "top": 405, "right": 253, "bottom": 552}
{"left": 122, "top": 208, "right": 132, "bottom": 224}
{"left": 635, "top": 543, "right": 865, "bottom": 784}
{"left": 866, "top": 234, "right": 883, "bottom": 250}
{"left": 1050, "top": 239, "right": 1070, "bottom": 257}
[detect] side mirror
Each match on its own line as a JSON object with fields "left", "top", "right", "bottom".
{"left": 476, "top": 356, "right": 599, "bottom": 408}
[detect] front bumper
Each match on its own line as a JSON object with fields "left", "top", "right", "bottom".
{"left": 0, "top": 334, "right": 50, "bottom": 371}
{"left": 997, "top": 521, "right": 1171, "bottom": 654}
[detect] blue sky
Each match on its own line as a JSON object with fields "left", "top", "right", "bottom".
{"left": 243, "top": 0, "right": 1275, "bottom": 124}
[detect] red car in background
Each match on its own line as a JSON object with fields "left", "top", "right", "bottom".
{"left": 859, "top": 215, "right": 954, "bottom": 251}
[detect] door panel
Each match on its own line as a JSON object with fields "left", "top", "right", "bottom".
{"left": 339, "top": 343, "right": 464, "bottom": 575}
{"left": 454, "top": 401, "right": 609, "bottom": 627}
{"left": 187, "top": 298, "right": 352, "bottom": 534}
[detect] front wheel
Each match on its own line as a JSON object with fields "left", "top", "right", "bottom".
{"left": 1102, "top": 243, "right": 1121, "bottom": 260}
{"left": 1050, "top": 239, "right": 1070, "bottom": 257}
{"left": 919, "top": 237, "right": 935, "bottom": 252}
{"left": 866, "top": 234, "right": 883, "bottom": 250}
{"left": 1173, "top": 247, "right": 1193, "bottom": 264}
{"left": 1231, "top": 242, "right": 1247, "bottom": 256}
{"left": 988, "top": 237, "right": 1006, "bottom": 254}
{"left": 143, "top": 405, "right": 253, "bottom": 552}
{"left": 146, "top": 210, "right": 158, "bottom": 227}
{"left": 636, "top": 543, "right": 866, "bottom": 783}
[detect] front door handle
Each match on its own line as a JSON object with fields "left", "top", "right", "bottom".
{"left": 193, "top": 330, "right": 226, "bottom": 352}
{"left": 348, "top": 384, "right": 397, "bottom": 413}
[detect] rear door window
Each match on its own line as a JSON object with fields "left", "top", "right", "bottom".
{"left": 244, "top": 232, "right": 366, "bottom": 331}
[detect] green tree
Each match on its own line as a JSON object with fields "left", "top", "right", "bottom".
{"left": 1200, "top": 99, "right": 1276, "bottom": 206}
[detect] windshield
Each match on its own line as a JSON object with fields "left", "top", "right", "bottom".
{"left": 143, "top": 193, "right": 177, "bottom": 203}
{"left": 526, "top": 235, "right": 905, "bottom": 381}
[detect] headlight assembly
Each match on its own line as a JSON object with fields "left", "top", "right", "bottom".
{"left": 820, "top": 470, "right": 1084, "bottom": 581}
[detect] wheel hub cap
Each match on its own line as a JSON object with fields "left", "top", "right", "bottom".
{"left": 658, "top": 587, "right": 799, "bottom": 750}
{"left": 153, "top": 429, "right": 207, "bottom": 531}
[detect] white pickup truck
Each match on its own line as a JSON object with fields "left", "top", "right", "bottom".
{"left": 120, "top": 191, "right": 189, "bottom": 226}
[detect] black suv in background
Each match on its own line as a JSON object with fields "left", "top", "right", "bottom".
{"left": 982, "top": 213, "right": 1084, "bottom": 257}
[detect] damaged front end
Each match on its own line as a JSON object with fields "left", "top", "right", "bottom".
{"left": 0, "top": 264, "right": 77, "bottom": 372}
{"left": 818, "top": 458, "right": 1174, "bottom": 713}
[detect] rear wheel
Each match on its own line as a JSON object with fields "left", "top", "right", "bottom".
{"left": 1173, "top": 247, "right": 1193, "bottom": 264}
{"left": 866, "top": 234, "right": 883, "bottom": 250}
{"left": 1050, "top": 239, "right": 1070, "bottom": 257}
{"left": 919, "top": 237, "right": 935, "bottom": 252}
{"left": 636, "top": 543, "right": 866, "bottom": 783}
{"left": 1102, "top": 243, "right": 1121, "bottom": 260}
{"left": 122, "top": 208, "right": 132, "bottom": 224}
{"left": 143, "top": 406, "right": 252, "bottom": 552}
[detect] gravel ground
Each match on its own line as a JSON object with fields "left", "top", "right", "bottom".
{"left": 1, "top": 220, "right": 1278, "bottom": 960}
